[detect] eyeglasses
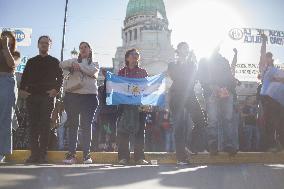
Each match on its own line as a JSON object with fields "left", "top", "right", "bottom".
{"left": 39, "top": 41, "right": 51, "bottom": 45}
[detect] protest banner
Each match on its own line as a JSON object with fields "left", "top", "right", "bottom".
{"left": 234, "top": 62, "right": 284, "bottom": 82}
{"left": 229, "top": 28, "right": 284, "bottom": 46}
{"left": 15, "top": 56, "right": 28, "bottom": 73}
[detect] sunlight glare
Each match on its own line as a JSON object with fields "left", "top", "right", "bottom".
{"left": 171, "top": 0, "right": 245, "bottom": 60}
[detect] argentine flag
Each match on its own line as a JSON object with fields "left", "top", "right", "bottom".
{"left": 106, "top": 72, "right": 166, "bottom": 107}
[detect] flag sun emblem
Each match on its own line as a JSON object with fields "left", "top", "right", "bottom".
{"left": 128, "top": 84, "right": 142, "bottom": 96}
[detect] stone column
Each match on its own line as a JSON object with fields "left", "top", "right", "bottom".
{"left": 137, "top": 27, "right": 141, "bottom": 42}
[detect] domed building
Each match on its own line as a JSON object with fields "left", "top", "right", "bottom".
{"left": 112, "top": 0, "right": 175, "bottom": 75}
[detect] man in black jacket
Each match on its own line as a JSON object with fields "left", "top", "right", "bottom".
{"left": 20, "top": 36, "right": 63, "bottom": 163}
{"left": 198, "top": 47, "right": 237, "bottom": 156}
{"left": 168, "top": 42, "right": 207, "bottom": 165}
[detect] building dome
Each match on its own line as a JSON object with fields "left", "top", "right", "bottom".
{"left": 126, "top": 0, "right": 167, "bottom": 19}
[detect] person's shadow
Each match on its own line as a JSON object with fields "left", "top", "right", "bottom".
{"left": 0, "top": 164, "right": 284, "bottom": 189}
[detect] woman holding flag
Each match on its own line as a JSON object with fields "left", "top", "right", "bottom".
{"left": 116, "top": 49, "right": 149, "bottom": 165}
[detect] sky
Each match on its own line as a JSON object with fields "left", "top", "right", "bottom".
{"left": 1, "top": 0, "right": 284, "bottom": 68}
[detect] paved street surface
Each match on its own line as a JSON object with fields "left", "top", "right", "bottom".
{"left": 0, "top": 164, "right": 284, "bottom": 189}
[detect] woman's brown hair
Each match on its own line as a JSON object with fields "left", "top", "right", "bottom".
{"left": 1, "top": 31, "right": 17, "bottom": 55}
{"left": 125, "top": 48, "right": 140, "bottom": 67}
{"left": 78, "top": 42, "right": 93, "bottom": 65}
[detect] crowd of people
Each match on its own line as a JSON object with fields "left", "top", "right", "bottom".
{"left": 0, "top": 31, "right": 283, "bottom": 165}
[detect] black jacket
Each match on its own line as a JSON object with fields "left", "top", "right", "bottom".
{"left": 168, "top": 60, "right": 197, "bottom": 96}
{"left": 198, "top": 54, "right": 235, "bottom": 97}
{"left": 20, "top": 55, "right": 63, "bottom": 95}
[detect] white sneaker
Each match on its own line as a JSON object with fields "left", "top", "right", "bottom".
{"left": 83, "top": 158, "right": 93, "bottom": 164}
{"left": 177, "top": 161, "right": 190, "bottom": 166}
{"left": 135, "top": 159, "right": 149, "bottom": 165}
{"left": 63, "top": 153, "right": 76, "bottom": 164}
{"left": 83, "top": 154, "right": 93, "bottom": 164}
{"left": 118, "top": 159, "right": 128, "bottom": 165}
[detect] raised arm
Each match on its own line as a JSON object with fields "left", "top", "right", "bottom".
{"left": 259, "top": 34, "right": 268, "bottom": 76}
{"left": 224, "top": 58, "right": 235, "bottom": 90}
{"left": 231, "top": 48, "right": 238, "bottom": 77}
{"left": 260, "top": 34, "right": 267, "bottom": 60}
{"left": 1, "top": 36, "right": 15, "bottom": 69}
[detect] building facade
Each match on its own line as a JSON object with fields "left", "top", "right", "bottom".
{"left": 112, "top": 0, "right": 175, "bottom": 76}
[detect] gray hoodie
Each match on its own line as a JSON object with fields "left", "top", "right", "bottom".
{"left": 60, "top": 58, "right": 99, "bottom": 95}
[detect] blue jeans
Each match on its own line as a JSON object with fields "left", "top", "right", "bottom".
{"left": 170, "top": 93, "right": 206, "bottom": 161}
{"left": 0, "top": 73, "right": 16, "bottom": 155}
{"left": 164, "top": 128, "right": 175, "bottom": 152}
{"left": 57, "top": 125, "right": 66, "bottom": 151}
{"left": 206, "top": 94, "right": 235, "bottom": 151}
{"left": 64, "top": 93, "right": 98, "bottom": 156}
{"left": 232, "top": 111, "right": 240, "bottom": 150}
{"left": 218, "top": 110, "right": 240, "bottom": 151}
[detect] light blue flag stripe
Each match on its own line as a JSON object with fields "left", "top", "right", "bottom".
{"left": 106, "top": 92, "right": 166, "bottom": 107}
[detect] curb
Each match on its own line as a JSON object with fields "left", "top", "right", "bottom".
{"left": 5, "top": 151, "right": 284, "bottom": 164}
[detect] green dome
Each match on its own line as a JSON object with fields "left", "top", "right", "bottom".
{"left": 126, "top": 0, "right": 167, "bottom": 19}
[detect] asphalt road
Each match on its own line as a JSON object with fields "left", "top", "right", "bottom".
{"left": 0, "top": 164, "right": 284, "bottom": 189}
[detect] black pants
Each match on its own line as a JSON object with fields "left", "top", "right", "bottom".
{"left": 171, "top": 94, "right": 206, "bottom": 161}
{"left": 27, "top": 94, "right": 54, "bottom": 158}
{"left": 117, "top": 113, "right": 146, "bottom": 161}
{"left": 64, "top": 93, "right": 98, "bottom": 156}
